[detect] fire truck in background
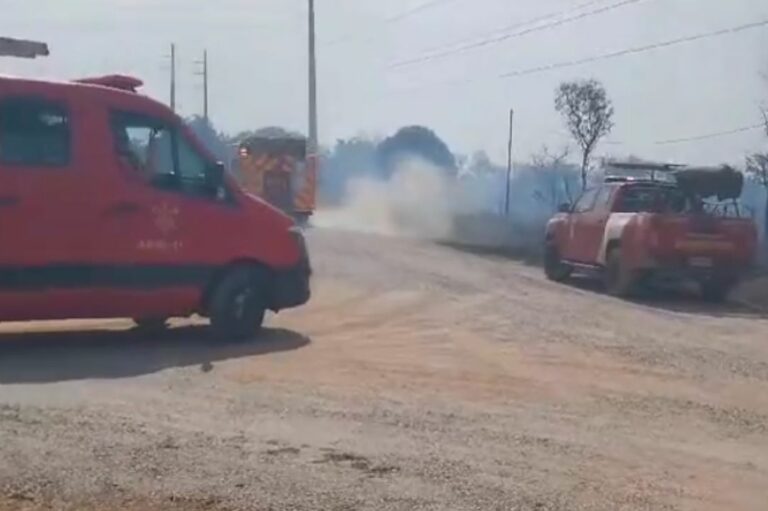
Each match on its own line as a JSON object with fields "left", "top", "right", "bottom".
{"left": 234, "top": 136, "right": 316, "bottom": 224}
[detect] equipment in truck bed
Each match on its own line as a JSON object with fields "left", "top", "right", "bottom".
{"left": 604, "top": 160, "right": 744, "bottom": 201}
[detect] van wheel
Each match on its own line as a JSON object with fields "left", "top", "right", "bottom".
{"left": 133, "top": 317, "right": 169, "bottom": 333}
{"left": 544, "top": 243, "right": 572, "bottom": 282}
{"left": 209, "top": 268, "right": 267, "bottom": 341}
{"left": 604, "top": 248, "right": 637, "bottom": 297}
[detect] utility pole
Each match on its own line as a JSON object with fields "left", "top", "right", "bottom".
{"left": 305, "top": 0, "right": 319, "bottom": 216}
{"left": 308, "top": 0, "right": 318, "bottom": 155}
{"left": 170, "top": 43, "right": 177, "bottom": 112}
{"left": 195, "top": 49, "right": 209, "bottom": 121}
{"left": 504, "top": 108, "right": 515, "bottom": 216}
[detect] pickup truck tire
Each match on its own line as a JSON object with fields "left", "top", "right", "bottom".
{"left": 604, "top": 248, "right": 637, "bottom": 297}
{"left": 544, "top": 243, "right": 573, "bottom": 282}
{"left": 209, "top": 267, "right": 267, "bottom": 341}
{"left": 700, "top": 279, "right": 733, "bottom": 303}
{"left": 133, "top": 317, "right": 169, "bottom": 333}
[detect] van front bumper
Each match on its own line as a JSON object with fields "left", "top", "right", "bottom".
{"left": 270, "top": 263, "right": 311, "bottom": 311}
{"left": 270, "top": 231, "right": 311, "bottom": 311}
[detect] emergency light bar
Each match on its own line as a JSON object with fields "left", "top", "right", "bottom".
{"left": 0, "top": 37, "right": 49, "bottom": 58}
{"left": 74, "top": 75, "right": 143, "bottom": 92}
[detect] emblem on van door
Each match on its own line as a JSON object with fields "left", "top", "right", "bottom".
{"left": 152, "top": 203, "right": 179, "bottom": 235}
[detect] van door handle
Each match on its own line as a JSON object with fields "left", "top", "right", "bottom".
{"left": 104, "top": 202, "right": 141, "bottom": 217}
{"left": 0, "top": 196, "right": 19, "bottom": 208}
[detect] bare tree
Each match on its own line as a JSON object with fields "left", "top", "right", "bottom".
{"left": 531, "top": 145, "right": 573, "bottom": 210}
{"left": 762, "top": 107, "right": 768, "bottom": 131}
{"left": 746, "top": 152, "right": 768, "bottom": 238}
{"left": 531, "top": 144, "right": 570, "bottom": 168}
{"left": 555, "top": 79, "right": 614, "bottom": 190}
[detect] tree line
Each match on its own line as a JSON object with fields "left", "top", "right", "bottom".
{"left": 185, "top": 77, "right": 768, "bottom": 239}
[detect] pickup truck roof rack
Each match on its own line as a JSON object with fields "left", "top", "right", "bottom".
{"left": 603, "top": 176, "right": 675, "bottom": 185}
{"left": 602, "top": 160, "right": 743, "bottom": 200}
{"left": 604, "top": 160, "right": 686, "bottom": 172}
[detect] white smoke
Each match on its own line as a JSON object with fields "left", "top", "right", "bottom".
{"left": 313, "top": 157, "right": 544, "bottom": 257}
{"left": 314, "top": 158, "right": 465, "bottom": 239}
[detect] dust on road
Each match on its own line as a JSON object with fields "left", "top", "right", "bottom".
{"left": 1, "top": 229, "right": 767, "bottom": 511}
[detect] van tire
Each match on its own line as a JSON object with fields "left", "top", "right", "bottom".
{"left": 604, "top": 248, "right": 637, "bottom": 297}
{"left": 544, "top": 243, "right": 572, "bottom": 282}
{"left": 209, "top": 267, "right": 267, "bottom": 341}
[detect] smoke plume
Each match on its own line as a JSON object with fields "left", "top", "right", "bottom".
{"left": 313, "top": 158, "right": 456, "bottom": 238}
{"left": 313, "top": 157, "right": 545, "bottom": 257}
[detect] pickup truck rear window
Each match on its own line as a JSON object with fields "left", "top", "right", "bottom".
{"left": 572, "top": 188, "right": 599, "bottom": 213}
{"left": 614, "top": 185, "right": 686, "bottom": 213}
{"left": 0, "top": 98, "right": 70, "bottom": 167}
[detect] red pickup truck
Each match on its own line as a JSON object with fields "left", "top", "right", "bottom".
{"left": 544, "top": 164, "right": 757, "bottom": 301}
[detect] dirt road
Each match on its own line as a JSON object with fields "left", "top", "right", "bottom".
{"left": 1, "top": 229, "right": 767, "bottom": 511}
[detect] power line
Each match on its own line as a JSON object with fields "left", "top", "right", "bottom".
{"left": 600, "top": 122, "right": 765, "bottom": 146}
{"left": 380, "top": 18, "right": 768, "bottom": 104}
{"left": 392, "top": 0, "right": 606, "bottom": 67}
{"left": 386, "top": 0, "right": 460, "bottom": 23}
{"left": 322, "top": 0, "right": 461, "bottom": 47}
{"left": 498, "top": 18, "right": 768, "bottom": 79}
{"left": 390, "top": 0, "right": 647, "bottom": 68}
{"left": 654, "top": 123, "right": 765, "bottom": 145}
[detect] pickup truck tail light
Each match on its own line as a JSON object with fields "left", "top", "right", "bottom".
{"left": 648, "top": 230, "right": 660, "bottom": 250}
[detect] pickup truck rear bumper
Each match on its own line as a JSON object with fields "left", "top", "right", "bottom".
{"left": 643, "top": 259, "right": 745, "bottom": 285}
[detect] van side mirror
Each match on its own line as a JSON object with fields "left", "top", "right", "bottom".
{"left": 205, "top": 162, "right": 227, "bottom": 199}
{"left": 208, "top": 161, "right": 225, "bottom": 188}
{"left": 558, "top": 203, "right": 571, "bottom": 213}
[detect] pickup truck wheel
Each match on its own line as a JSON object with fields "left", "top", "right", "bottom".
{"left": 604, "top": 248, "right": 637, "bottom": 297}
{"left": 544, "top": 243, "right": 573, "bottom": 282}
{"left": 700, "top": 280, "right": 733, "bottom": 303}
{"left": 133, "top": 317, "right": 169, "bottom": 333}
{"left": 209, "top": 268, "right": 267, "bottom": 341}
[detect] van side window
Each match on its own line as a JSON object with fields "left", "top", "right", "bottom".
{"left": 0, "top": 98, "right": 70, "bottom": 166}
{"left": 177, "top": 136, "right": 207, "bottom": 181}
{"left": 111, "top": 111, "right": 221, "bottom": 199}
{"left": 111, "top": 112, "right": 175, "bottom": 185}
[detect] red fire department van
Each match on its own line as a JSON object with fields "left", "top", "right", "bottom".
{"left": 0, "top": 74, "right": 310, "bottom": 338}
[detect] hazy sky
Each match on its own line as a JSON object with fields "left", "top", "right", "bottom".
{"left": 4, "top": 0, "right": 768, "bottom": 166}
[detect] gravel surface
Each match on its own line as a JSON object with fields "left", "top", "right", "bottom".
{"left": 1, "top": 229, "right": 767, "bottom": 511}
